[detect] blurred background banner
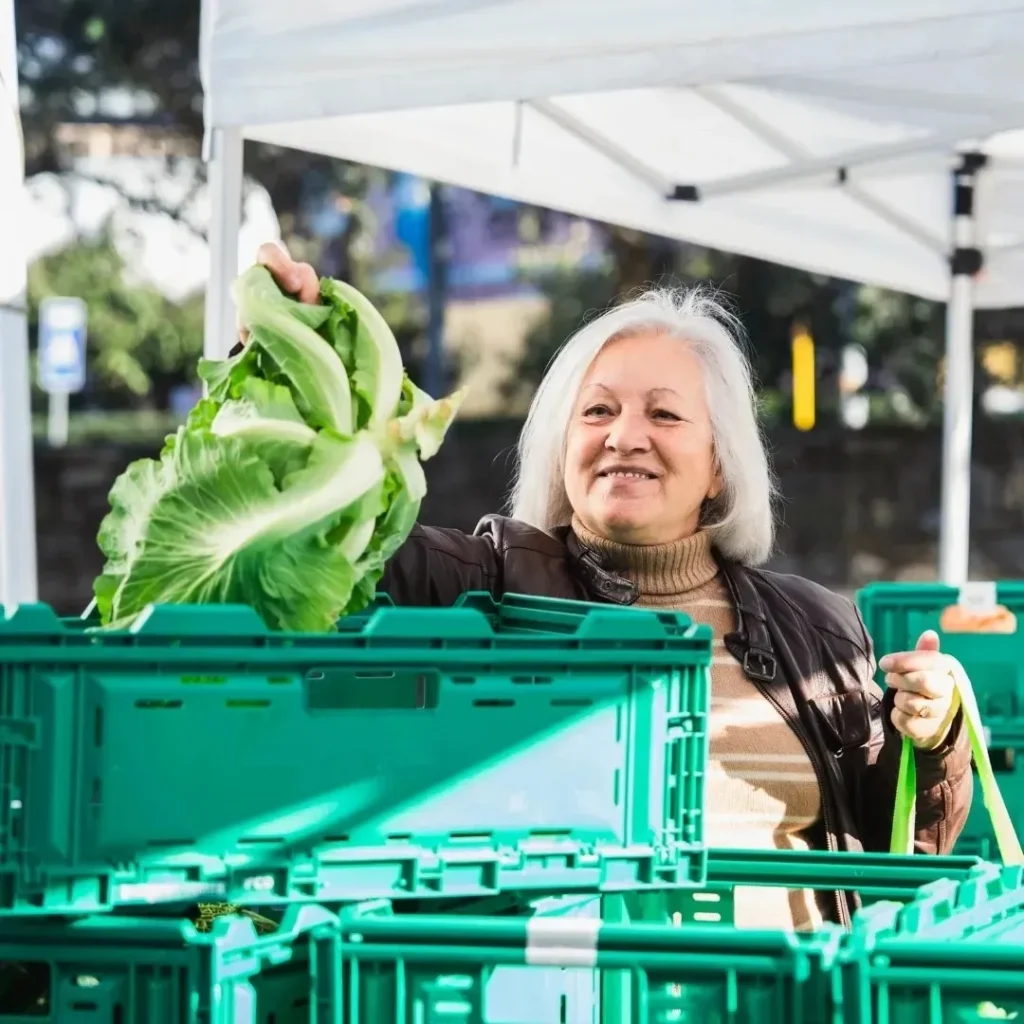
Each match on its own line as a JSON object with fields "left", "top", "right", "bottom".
{"left": 8, "top": 0, "right": 1024, "bottom": 610}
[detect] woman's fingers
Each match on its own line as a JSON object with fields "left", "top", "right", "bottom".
{"left": 256, "top": 242, "right": 319, "bottom": 302}
{"left": 237, "top": 242, "right": 321, "bottom": 345}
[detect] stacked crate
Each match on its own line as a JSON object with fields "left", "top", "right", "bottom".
{"left": 0, "top": 592, "right": 721, "bottom": 1021}
{"left": 0, "top": 588, "right": 1015, "bottom": 1022}
{"left": 841, "top": 862, "right": 1024, "bottom": 1022}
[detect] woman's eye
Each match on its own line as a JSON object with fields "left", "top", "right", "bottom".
{"left": 652, "top": 409, "right": 681, "bottom": 421}
{"left": 583, "top": 405, "right": 610, "bottom": 416}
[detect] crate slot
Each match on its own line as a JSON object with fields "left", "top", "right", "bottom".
{"left": 472, "top": 699, "right": 514, "bottom": 708}
{"left": 225, "top": 699, "right": 271, "bottom": 709}
{"left": 134, "top": 699, "right": 183, "bottom": 709}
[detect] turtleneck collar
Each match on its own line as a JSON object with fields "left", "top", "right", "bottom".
{"left": 570, "top": 514, "right": 719, "bottom": 598}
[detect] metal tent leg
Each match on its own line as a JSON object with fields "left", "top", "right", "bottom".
{"left": 203, "top": 126, "right": 244, "bottom": 361}
{"left": 938, "top": 152, "right": 986, "bottom": 585}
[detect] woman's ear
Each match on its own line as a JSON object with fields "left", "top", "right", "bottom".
{"left": 707, "top": 463, "right": 724, "bottom": 501}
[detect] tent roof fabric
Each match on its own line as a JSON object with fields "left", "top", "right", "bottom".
{"left": 201, "top": 1, "right": 1024, "bottom": 307}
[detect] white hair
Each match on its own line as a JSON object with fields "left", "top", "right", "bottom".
{"left": 508, "top": 286, "right": 777, "bottom": 565}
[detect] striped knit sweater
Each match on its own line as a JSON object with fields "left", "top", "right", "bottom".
{"left": 572, "top": 517, "right": 824, "bottom": 932}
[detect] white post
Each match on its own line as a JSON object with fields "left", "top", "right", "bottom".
{"left": 203, "top": 126, "right": 244, "bottom": 361}
{"left": 938, "top": 153, "right": 985, "bottom": 586}
{"left": 0, "top": 0, "right": 39, "bottom": 605}
{"left": 47, "top": 393, "right": 70, "bottom": 449}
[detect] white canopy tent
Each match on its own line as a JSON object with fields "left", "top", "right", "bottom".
{"left": 200, "top": 0, "right": 1024, "bottom": 587}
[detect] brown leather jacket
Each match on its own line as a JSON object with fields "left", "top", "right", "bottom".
{"left": 382, "top": 515, "right": 974, "bottom": 924}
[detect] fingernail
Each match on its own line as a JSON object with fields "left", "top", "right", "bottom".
{"left": 878, "top": 655, "right": 892, "bottom": 671}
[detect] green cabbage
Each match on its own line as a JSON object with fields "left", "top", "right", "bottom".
{"left": 93, "top": 265, "right": 465, "bottom": 631}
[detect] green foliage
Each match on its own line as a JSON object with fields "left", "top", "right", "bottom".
{"left": 849, "top": 287, "right": 945, "bottom": 419}
{"left": 27, "top": 231, "right": 204, "bottom": 402}
{"left": 502, "top": 267, "right": 619, "bottom": 406}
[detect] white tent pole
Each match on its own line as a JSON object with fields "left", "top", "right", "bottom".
{"left": 938, "top": 152, "right": 985, "bottom": 586}
{"left": 0, "top": 0, "right": 39, "bottom": 605}
{"left": 203, "top": 126, "right": 243, "bottom": 360}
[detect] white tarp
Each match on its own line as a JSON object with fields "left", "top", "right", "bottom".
{"left": 201, "top": 0, "right": 1024, "bottom": 307}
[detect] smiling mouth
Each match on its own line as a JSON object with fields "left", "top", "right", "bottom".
{"left": 597, "top": 470, "right": 658, "bottom": 481}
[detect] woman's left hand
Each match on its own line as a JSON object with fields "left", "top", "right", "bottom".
{"left": 878, "top": 630, "right": 960, "bottom": 751}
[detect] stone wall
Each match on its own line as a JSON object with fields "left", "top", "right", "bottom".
{"left": 32, "top": 419, "right": 1024, "bottom": 614}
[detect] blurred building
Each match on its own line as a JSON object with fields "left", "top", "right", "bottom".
{"left": 53, "top": 120, "right": 198, "bottom": 160}
{"left": 358, "top": 175, "right": 614, "bottom": 415}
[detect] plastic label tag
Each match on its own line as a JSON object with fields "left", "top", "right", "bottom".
{"left": 891, "top": 655, "right": 1024, "bottom": 864}
{"left": 958, "top": 581, "right": 998, "bottom": 613}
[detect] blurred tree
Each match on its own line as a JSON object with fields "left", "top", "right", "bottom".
{"left": 504, "top": 231, "right": 849, "bottom": 417}
{"left": 503, "top": 225, "right": 997, "bottom": 428}
{"left": 848, "top": 286, "right": 946, "bottom": 420}
{"left": 501, "top": 268, "right": 618, "bottom": 408}
{"left": 27, "top": 230, "right": 204, "bottom": 407}
{"left": 15, "top": 0, "right": 379, "bottom": 269}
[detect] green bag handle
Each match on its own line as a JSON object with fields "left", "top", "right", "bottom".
{"left": 890, "top": 654, "right": 1024, "bottom": 863}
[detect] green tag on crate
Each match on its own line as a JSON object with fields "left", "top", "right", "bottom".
{"left": 890, "top": 655, "right": 1024, "bottom": 864}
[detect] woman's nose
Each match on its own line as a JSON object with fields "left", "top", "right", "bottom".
{"left": 604, "top": 413, "right": 651, "bottom": 453}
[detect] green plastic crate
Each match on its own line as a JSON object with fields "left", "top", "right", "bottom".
{"left": 0, "top": 592, "right": 711, "bottom": 914}
{"left": 843, "top": 863, "right": 1024, "bottom": 1023}
{"left": 337, "top": 911, "right": 845, "bottom": 1024}
{"left": 0, "top": 903, "right": 339, "bottom": 1022}
{"left": 857, "top": 581, "right": 1024, "bottom": 725}
{"left": 401, "top": 848, "right": 987, "bottom": 924}
{"left": 631, "top": 848, "right": 988, "bottom": 926}
{"left": 368, "top": 847, "right": 985, "bottom": 1021}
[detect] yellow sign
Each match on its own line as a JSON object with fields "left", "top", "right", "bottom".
{"left": 792, "top": 324, "right": 815, "bottom": 431}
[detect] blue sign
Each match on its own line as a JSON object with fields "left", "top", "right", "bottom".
{"left": 38, "top": 297, "right": 87, "bottom": 394}
{"left": 393, "top": 174, "right": 431, "bottom": 288}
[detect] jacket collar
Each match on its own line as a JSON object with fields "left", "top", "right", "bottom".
{"left": 563, "top": 526, "right": 777, "bottom": 683}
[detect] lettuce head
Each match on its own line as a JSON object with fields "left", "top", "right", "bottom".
{"left": 93, "top": 265, "right": 466, "bottom": 631}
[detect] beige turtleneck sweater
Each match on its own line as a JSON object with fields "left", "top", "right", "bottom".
{"left": 572, "top": 517, "right": 824, "bottom": 932}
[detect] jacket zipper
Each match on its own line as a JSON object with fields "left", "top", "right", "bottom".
{"left": 744, "top": 674, "right": 851, "bottom": 929}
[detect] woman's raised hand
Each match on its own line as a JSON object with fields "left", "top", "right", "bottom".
{"left": 237, "top": 242, "right": 321, "bottom": 345}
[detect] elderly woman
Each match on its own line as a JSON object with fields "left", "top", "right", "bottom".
{"left": 247, "top": 244, "right": 972, "bottom": 931}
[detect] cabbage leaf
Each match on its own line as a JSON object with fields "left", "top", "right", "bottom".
{"left": 94, "top": 265, "right": 465, "bottom": 631}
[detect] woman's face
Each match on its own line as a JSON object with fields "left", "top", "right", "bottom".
{"left": 564, "top": 331, "right": 721, "bottom": 546}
